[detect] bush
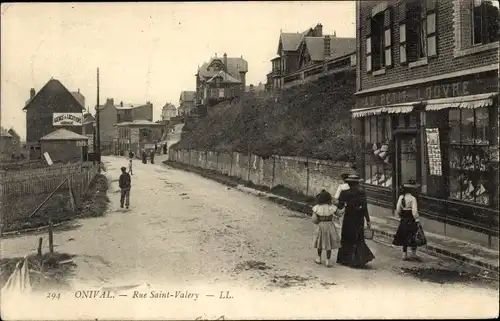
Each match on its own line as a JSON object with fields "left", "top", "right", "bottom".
{"left": 174, "top": 72, "right": 360, "bottom": 161}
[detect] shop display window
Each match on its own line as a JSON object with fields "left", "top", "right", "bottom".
{"left": 448, "top": 107, "right": 492, "bottom": 206}
{"left": 363, "top": 115, "right": 393, "bottom": 187}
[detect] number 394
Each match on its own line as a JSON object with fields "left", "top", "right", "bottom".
{"left": 46, "top": 293, "right": 61, "bottom": 299}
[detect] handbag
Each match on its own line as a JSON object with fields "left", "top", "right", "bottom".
{"left": 364, "top": 227, "right": 374, "bottom": 240}
{"left": 414, "top": 222, "right": 427, "bottom": 246}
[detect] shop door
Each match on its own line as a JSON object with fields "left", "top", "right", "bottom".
{"left": 394, "top": 133, "right": 418, "bottom": 208}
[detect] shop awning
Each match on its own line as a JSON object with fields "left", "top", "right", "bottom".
{"left": 425, "top": 93, "right": 498, "bottom": 111}
{"left": 351, "top": 102, "right": 417, "bottom": 118}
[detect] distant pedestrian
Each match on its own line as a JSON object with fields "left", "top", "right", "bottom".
{"left": 311, "top": 189, "right": 340, "bottom": 268}
{"left": 336, "top": 174, "right": 375, "bottom": 268}
{"left": 392, "top": 180, "right": 427, "bottom": 260}
{"left": 128, "top": 159, "right": 133, "bottom": 175}
{"left": 128, "top": 151, "right": 134, "bottom": 159}
{"left": 163, "top": 143, "right": 167, "bottom": 154}
{"left": 150, "top": 151, "right": 155, "bottom": 164}
{"left": 142, "top": 150, "right": 147, "bottom": 164}
{"left": 119, "top": 166, "right": 131, "bottom": 209}
{"left": 155, "top": 143, "right": 158, "bottom": 154}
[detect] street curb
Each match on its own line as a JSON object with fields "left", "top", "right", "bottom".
{"left": 164, "top": 160, "right": 499, "bottom": 275}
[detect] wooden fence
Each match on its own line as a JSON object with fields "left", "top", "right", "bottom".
{"left": 0, "top": 163, "right": 99, "bottom": 198}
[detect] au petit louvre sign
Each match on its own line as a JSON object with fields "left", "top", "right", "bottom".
{"left": 53, "top": 113, "right": 83, "bottom": 126}
{"left": 356, "top": 74, "right": 497, "bottom": 109}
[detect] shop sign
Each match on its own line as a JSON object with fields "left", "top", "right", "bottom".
{"left": 76, "top": 140, "right": 87, "bottom": 147}
{"left": 356, "top": 74, "right": 498, "bottom": 109}
{"left": 53, "top": 113, "right": 83, "bottom": 126}
{"left": 426, "top": 128, "right": 442, "bottom": 176}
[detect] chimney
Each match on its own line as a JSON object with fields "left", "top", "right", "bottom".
{"left": 223, "top": 53, "right": 228, "bottom": 72}
{"left": 324, "top": 35, "right": 331, "bottom": 59}
{"left": 120, "top": 101, "right": 123, "bottom": 107}
{"left": 315, "top": 23, "right": 323, "bottom": 37}
{"left": 30, "top": 88, "right": 35, "bottom": 99}
{"left": 106, "top": 98, "right": 114, "bottom": 106}
{"left": 334, "top": 31, "right": 337, "bottom": 37}
{"left": 78, "top": 88, "right": 80, "bottom": 93}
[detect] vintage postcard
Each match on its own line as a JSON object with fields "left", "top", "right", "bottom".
{"left": 1, "top": 1, "right": 499, "bottom": 320}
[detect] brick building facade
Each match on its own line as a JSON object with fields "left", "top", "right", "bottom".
{"left": 353, "top": 0, "right": 499, "bottom": 248}
{"left": 23, "top": 78, "right": 85, "bottom": 160}
{"left": 97, "top": 98, "right": 153, "bottom": 155}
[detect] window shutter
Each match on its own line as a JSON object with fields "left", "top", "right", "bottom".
{"left": 384, "top": 9, "right": 392, "bottom": 67}
{"left": 426, "top": 0, "right": 437, "bottom": 57}
{"left": 398, "top": 1, "right": 407, "bottom": 64}
{"left": 366, "top": 36, "right": 372, "bottom": 72}
{"left": 366, "top": 17, "right": 372, "bottom": 73}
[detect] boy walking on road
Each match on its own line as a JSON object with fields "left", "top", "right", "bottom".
{"left": 119, "top": 166, "right": 131, "bottom": 209}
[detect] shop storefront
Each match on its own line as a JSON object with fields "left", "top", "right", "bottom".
{"left": 353, "top": 71, "right": 499, "bottom": 244}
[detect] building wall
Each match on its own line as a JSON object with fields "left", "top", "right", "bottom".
{"left": 98, "top": 103, "right": 117, "bottom": 146}
{"left": 41, "top": 140, "right": 84, "bottom": 163}
{"left": 131, "top": 103, "right": 153, "bottom": 121}
{"left": 26, "top": 83, "right": 83, "bottom": 144}
{"left": 0, "top": 137, "right": 15, "bottom": 161}
{"left": 357, "top": 0, "right": 499, "bottom": 92}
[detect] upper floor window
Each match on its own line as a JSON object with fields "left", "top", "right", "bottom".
{"left": 399, "top": 0, "right": 436, "bottom": 64}
{"left": 472, "top": 0, "right": 500, "bottom": 45}
{"left": 366, "top": 4, "right": 392, "bottom": 72}
{"left": 117, "top": 114, "right": 121, "bottom": 122}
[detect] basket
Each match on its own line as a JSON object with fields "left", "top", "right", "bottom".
{"left": 364, "top": 228, "right": 374, "bottom": 240}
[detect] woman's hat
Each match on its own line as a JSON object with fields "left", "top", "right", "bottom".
{"left": 345, "top": 174, "right": 363, "bottom": 183}
{"left": 402, "top": 180, "right": 419, "bottom": 189}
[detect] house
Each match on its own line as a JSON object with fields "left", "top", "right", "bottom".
{"left": 266, "top": 23, "right": 357, "bottom": 91}
{"left": 23, "top": 78, "right": 85, "bottom": 160}
{"left": 0, "top": 127, "right": 15, "bottom": 161}
{"left": 114, "top": 120, "right": 164, "bottom": 156}
{"left": 161, "top": 103, "right": 177, "bottom": 121}
{"left": 195, "top": 53, "right": 248, "bottom": 116}
{"left": 97, "top": 99, "right": 153, "bottom": 155}
{"left": 40, "top": 128, "right": 89, "bottom": 163}
{"left": 245, "top": 82, "right": 266, "bottom": 92}
{"left": 352, "top": 0, "right": 499, "bottom": 249}
{"left": 178, "top": 91, "right": 196, "bottom": 117}
{"left": 82, "top": 112, "right": 96, "bottom": 153}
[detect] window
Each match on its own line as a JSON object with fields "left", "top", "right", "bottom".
{"left": 363, "top": 115, "right": 393, "bottom": 187}
{"left": 448, "top": 107, "right": 492, "bottom": 205}
{"left": 368, "top": 12, "right": 386, "bottom": 71}
{"left": 472, "top": 0, "right": 500, "bottom": 45}
{"left": 211, "top": 88, "right": 218, "bottom": 98}
{"left": 399, "top": 0, "right": 437, "bottom": 64}
{"left": 117, "top": 114, "right": 121, "bottom": 122}
{"left": 218, "top": 88, "right": 225, "bottom": 98}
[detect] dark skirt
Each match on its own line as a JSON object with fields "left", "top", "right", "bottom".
{"left": 336, "top": 213, "right": 375, "bottom": 267}
{"left": 392, "top": 210, "right": 418, "bottom": 247}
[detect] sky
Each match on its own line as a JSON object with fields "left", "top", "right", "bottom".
{"left": 1, "top": 1, "right": 355, "bottom": 140}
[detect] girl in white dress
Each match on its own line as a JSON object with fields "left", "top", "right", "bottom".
{"left": 312, "top": 190, "right": 341, "bottom": 267}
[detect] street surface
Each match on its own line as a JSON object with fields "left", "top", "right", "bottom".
{"left": 1, "top": 150, "right": 498, "bottom": 319}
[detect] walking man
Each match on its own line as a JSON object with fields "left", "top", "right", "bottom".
{"left": 119, "top": 166, "right": 131, "bottom": 209}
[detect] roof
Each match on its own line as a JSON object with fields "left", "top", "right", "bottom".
{"left": 83, "top": 113, "right": 95, "bottom": 124}
{"left": 304, "top": 36, "right": 356, "bottom": 61}
{"left": 7, "top": 127, "right": 20, "bottom": 138}
{"left": 206, "top": 70, "right": 241, "bottom": 84}
{"left": 40, "top": 128, "right": 88, "bottom": 141}
{"left": 162, "top": 103, "right": 177, "bottom": 110}
{"left": 197, "top": 56, "right": 248, "bottom": 81}
{"left": 1, "top": 127, "right": 13, "bottom": 138}
{"left": 23, "top": 78, "right": 86, "bottom": 111}
{"left": 180, "top": 91, "right": 196, "bottom": 102}
{"left": 278, "top": 29, "right": 312, "bottom": 54}
{"left": 114, "top": 120, "right": 164, "bottom": 127}
{"left": 71, "top": 91, "right": 85, "bottom": 109}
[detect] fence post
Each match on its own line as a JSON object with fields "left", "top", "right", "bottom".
{"left": 271, "top": 156, "right": 276, "bottom": 189}
{"left": 306, "top": 157, "right": 310, "bottom": 197}
{"left": 216, "top": 152, "right": 219, "bottom": 172}
{"left": 206, "top": 150, "right": 208, "bottom": 169}
{"left": 229, "top": 153, "right": 233, "bottom": 176}
{"left": 247, "top": 153, "right": 251, "bottom": 182}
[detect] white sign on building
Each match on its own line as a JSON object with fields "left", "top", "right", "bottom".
{"left": 53, "top": 113, "right": 83, "bottom": 126}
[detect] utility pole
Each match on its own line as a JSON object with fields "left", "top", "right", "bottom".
{"left": 95, "top": 67, "right": 101, "bottom": 170}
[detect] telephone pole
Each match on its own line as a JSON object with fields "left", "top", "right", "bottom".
{"left": 95, "top": 67, "right": 101, "bottom": 169}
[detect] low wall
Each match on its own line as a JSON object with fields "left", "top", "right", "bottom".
{"left": 168, "top": 149, "right": 355, "bottom": 198}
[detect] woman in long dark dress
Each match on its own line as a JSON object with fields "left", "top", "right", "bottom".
{"left": 336, "top": 174, "right": 375, "bottom": 268}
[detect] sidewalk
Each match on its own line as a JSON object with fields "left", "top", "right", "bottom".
{"left": 165, "top": 160, "right": 499, "bottom": 276}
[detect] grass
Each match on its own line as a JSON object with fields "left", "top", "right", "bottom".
{"left": 172, "top": 72, "right": 363, "bottom": 162}
{"left": 0, "top": 252, "right": 77, "bottom": 291}
{"left": 1, "top": 174, "right": 110, "bottom": 234}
